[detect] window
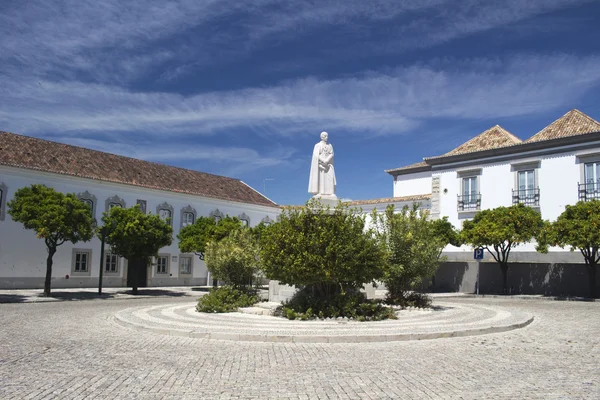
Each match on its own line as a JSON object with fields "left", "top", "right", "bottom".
{"left": 180, "top": 205, "right": 197, "bottom": 230}
{"left": 71, "top": 249, "right": 92, "bottom": 275}
{"left": 584, "top": 161, "right": 600, "bottom": 200}
{"left": 156, "top": 202, "right": 174, "bottom": 227}
{"left": 210, "top": 209, "right": 224, "bottom": 223}
{"left": 182, "top": 212, "right": 194, "bottom": 226}
{"left": 77, "top": 191, "right": 97, "bottom": 219}
{"left": 513, "top": 170, "right": 539, "bottom": 206}
{"left": 458, "top": 176, "right": 481, "bottom": 211}
{"left": 239, "top": 213, "right": 250, "bottom": 227}
{"left": 137, "top": 199, "right": 147, "bottom": 214}
{"left": 261, "top": 216, "right": 273, "bottom": 225}
{"left": 156, "top": 256, "right": 169, "bottom": 274}
{"left": 0, "top": 182, "right": 6, "bottom": 221}
{"left": 105, "top": 195, "right": 125, "bottom": 212}
{"left": 105, "top": 253, "right": 119, "bottom": 273}
{"left": 180, "top": 256, "right": 192, "bottom": 275}
{"left": 159, "top": 209, "right": 171, "bottom": 222}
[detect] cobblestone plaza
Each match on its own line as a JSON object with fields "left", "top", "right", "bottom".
{"left": 1, "top": 297, "right": 598, "bottom": 399}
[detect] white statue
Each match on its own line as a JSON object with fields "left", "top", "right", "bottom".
{"left": 308, "top": 131, "right": 337, "bottom": 198}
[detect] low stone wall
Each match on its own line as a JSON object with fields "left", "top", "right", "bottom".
{"left": 431, "top": 261, "right": 600, "bottom": 297}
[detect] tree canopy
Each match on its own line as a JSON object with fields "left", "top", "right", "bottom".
{"left": 177, "top": 216, "right": 243, "bottom": 258}
{"left": 260, "top": 200, "right": 385, "bottom": 295}
{"left": 205, "top": 228, "right": 261, "bottom": 288}
{"left": 371, "top": 204, "right": 447, "bottom": 303}
{"left": 537, "top": 200, "right": 600, "bottom": 298}
{"left": 7, "top": 184, "right": 93, "bottom": 296}
{"left": 461, "top": 203, "right": 544, "bottom": 294}
{"left": 102, "top": 205, "right": 173, "bottom": 293}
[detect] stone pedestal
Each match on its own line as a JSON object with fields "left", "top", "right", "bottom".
{"left": 311, "top": 194, "right": 339, "bottom": 208}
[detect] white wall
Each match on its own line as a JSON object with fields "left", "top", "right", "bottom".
{"left": 393, "top": 171, "right": 432, "bottom": 197}
{"left": 0, "top": 166, "right": 280, "bottom": 289}
{"left": 420, "top": 148, "right": 594, "bottom": 258}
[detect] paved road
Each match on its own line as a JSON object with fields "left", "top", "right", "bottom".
{"left": 0, "top": 297, "right": 598, "bottom": 399}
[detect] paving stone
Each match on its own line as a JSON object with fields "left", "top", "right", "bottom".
{"left": 0, "top": 297, "right": 598, "bottom": 399}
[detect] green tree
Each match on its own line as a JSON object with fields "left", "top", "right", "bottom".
{"left": 7, "top": 184, "right": 93, "bottom": 296}
{"left": 103, "top": 205, "right": 173, "bottom": 294}
{"left": 461, "top": 203, "right": 544, "bottom": 294}
{"left": 372, "top": 204, "right": 446, "bottom": 303}
{"left": 177, "top": 216, "right": 243, "bottom": 259}
{"left": 537, "top": 200, "right": 600, "bottom": 298}
{"left": 204, "top": 229, "right": 261, "bottom": 289}
{"left": 260, "top": 199, "right": 385, "bottom": 297}
{"left": 431, "top": 217, "right": 463, "bottom": 250}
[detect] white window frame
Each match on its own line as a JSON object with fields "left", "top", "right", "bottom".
{"left": 180, "top": 205, "right": 197, "bottom": 230}
{"left": 104, "top": 252, "right": 120, "bottom": 274}
{"left": 456, "top": 168, "right": 482, "bottom": 212}
{"left": 71, "top": 249, "right": 92, "bottom": 276}
{"left": 179, "top": 256, "right": 193, "bottom": 275}
{"left": 156, "top": 255, "right": 170, "bottom": 275}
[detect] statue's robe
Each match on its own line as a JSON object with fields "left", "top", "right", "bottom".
{"left": 308, "top": 141, "right": 336, "bottom": 196}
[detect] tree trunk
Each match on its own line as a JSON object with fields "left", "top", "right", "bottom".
{"left": 44, "top": 247, "right": 57, "bottom": 297}
{"left": 588, "top": 263, "right": 597, "bottom": 299}
{"left": 132, "top": 264, "right": 139, "bottom": 295}
{"left": 500, "top": 263, "right": 509, "bottom": 295}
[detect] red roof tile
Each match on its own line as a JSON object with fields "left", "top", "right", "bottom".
{"left": 0, "top": 131, "right": 277, "bottom": 207}
{"left": 525, "top": 109, "right": 600, "bottom": 143}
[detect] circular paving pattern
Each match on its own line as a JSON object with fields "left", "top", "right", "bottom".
{"left": 112, "top": 300, "right": 534, "bottom": 343}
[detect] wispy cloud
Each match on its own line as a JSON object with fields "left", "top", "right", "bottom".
{"left": 1, "top": 54, "right": 599, "bottom": 137}
{"left": 1, "top": 0, "right": 593, "bottom": 84}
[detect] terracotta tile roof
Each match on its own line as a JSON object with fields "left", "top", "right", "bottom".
{"left": 525, "top": 109, "right": 600, "bottom": 143}
{"left": 384, "top": 160, "right": 429, "bottom": 174}
{"left": 439, "top": 125, "right": 522, "bottom": 157}
{"left": 346, "top": 194, "right": 431, "bottom": 206}
{"left": 0, "top": 131, "right": 277, "bottom": 207}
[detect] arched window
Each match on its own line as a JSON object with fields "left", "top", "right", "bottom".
{"left": 105, "top": 195, "right": 126, "bottom": 212}
{"left": 261, "top": 216, "right": 273, "bottom": 226}
{"left": 239, "top": 212, "right": 250, "bottom": 227}
{"left": 180, "top": 205, "right": 197, "bottom": 229}
{"left": 210, "top": 209, "right": 224, "bottom": 223}
{"left": 156, "top": 202, "right": 174, "bottom": 227}
{"left": 77, "top": 191, "right": 97, "bottom": 219}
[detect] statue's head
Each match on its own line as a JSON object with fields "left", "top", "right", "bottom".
{"left": 320, "top": 131, "right": 328, "bottom": 142}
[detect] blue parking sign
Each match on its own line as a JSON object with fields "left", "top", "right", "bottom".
{"left": 474, "top": 248, "right": 484, "bottom": 260}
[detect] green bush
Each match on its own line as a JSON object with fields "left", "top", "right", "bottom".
{"left": 385, "top": 291, "right": 432, "bottom": 308}
{"left": 260, "top": 199, "right": 385, "bottom": 293}
{"left": 196, "top": 286, "right": 259, "bottom": 313}
{"left": 204, "top": 229, "right": 261, "bottom": 288}
{"left": 372, "top": 204, "right": 447, "bottom": 301}
{"left": 275, "top": 287, "right": 397, "bottom": 321}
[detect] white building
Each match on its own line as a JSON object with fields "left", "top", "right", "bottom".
{"left": 0, "top": 131, "right": 280, "bottom": 289}
{"left": 385, "top": 109, "right": 600, "bottom": 295}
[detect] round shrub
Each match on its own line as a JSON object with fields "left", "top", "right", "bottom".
{"left": 196, "top": 286, "right": 259, "bottom": 313}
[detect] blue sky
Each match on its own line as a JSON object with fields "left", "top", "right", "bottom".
{"left": 1, "top": 0, "right": 600, "bottom": 205}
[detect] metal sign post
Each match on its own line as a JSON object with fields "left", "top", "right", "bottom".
{"left": 474, "top": 248, "right": 484, "bottom": 295}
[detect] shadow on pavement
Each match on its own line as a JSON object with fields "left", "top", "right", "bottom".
{"left": 0, "top": 294, "right": 29, "bottom": 303}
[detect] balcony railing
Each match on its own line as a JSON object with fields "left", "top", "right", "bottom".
{"left": 578, "top": 182, "right": 600, "bottom": 202}
{"left": 457, "top": 194, "right": 481, "bottom": 212}
{"left": 512, "top": 188, "right": 540, "bottom": 206}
